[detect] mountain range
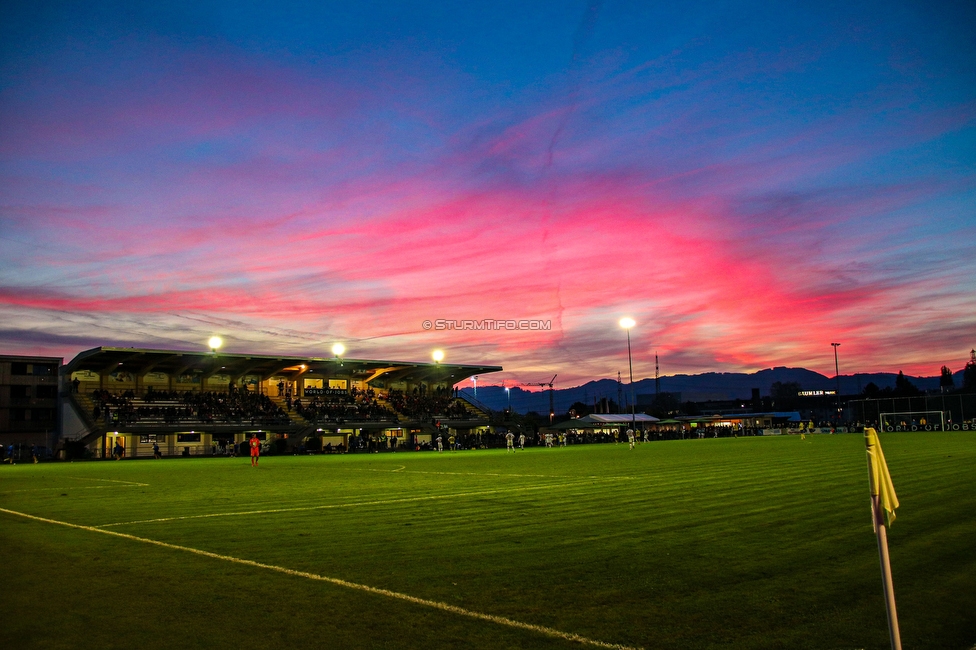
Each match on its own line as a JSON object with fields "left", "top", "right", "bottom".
{"left": 460, "top": 367, "right": 962, "bottom": 415}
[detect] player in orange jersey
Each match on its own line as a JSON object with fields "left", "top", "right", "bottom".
{"left": 249, "top": 434, "right": 261, "bottom": 467}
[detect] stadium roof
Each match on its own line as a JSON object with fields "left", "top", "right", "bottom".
{"left": 549, "top": 413, "right": 660, "bottom": 429}
{"left": 583, "top": 414, "right": 661, "bottom": 424}
{"left": 675, "top": 412, "right": 802, "bottom": 422}
{"left": 64, "top": 347, "right": 502, "bottom": 385}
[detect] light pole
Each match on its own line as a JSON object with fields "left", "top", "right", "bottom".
{"left": 831, "top": 343, "right": 841, "bottom": 420}
{"left": 505, "top": 386, "right": 511, "bottom": 412}
{"left": 332, "top": 343, "right": 345, "bottom": 388}
{"left": 620, "top": 318, "right": 636, "bottom": 432}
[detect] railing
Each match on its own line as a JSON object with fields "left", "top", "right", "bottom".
{"left": 456, "top": 390, "right": 493, "bottom": 417}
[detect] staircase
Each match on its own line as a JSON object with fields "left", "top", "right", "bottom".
{"left": 65, "top": 391, "right": 105, "bottom": 446}
{"left": 268, "top": 395, "right": 309, "bottom": 426}
{"left": 456, "top": 395, "right": 491, "bottom": 419}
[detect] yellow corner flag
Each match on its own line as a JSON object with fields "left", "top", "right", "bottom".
{"left": 864, "top": 427, "right": 899, "bottom": 528}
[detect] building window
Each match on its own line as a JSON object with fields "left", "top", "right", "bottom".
{"left": 35, "top": 385, "right": 57, "bottom": 399}
{"left": 177, "top": 433, "right": 201, "bottom": 442}
{"left": 10, "top": 385, "right": 30, "bottom": 398}
{"left": 139, "top": 434, "right": 157, "bottom": 443}
{"left": 9, "top": 363, "right": 55, "bottom": 376}
{"left": 11, "top": 408, "right": 27, "bottom": 421}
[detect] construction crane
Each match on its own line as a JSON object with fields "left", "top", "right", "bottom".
{"left": 522, "top": 374, "right": 557, "bottom": 423}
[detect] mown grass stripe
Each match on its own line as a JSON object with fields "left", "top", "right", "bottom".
{"left": 95, "top": 476, "right": 634, "bottom": 528}
{"left": 0, "top": 506, "right": 643, "bottom": 650}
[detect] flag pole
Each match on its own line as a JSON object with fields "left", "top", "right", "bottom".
{"left": 872, "top": 497, "right": 902, "bottom": 650}
{"left": 864, "top": 427, "right": 903, "bottom": 650}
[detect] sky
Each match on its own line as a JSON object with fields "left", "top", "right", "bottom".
{"left": 1, "top": 1, "right": 974, "bottom": 388}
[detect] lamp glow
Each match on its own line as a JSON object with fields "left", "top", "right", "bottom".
{"left": 208, "top": 336, "right": 223, "bottom": 351}
{"left": 619, "top": 317, "right": 636, "bottom": 329}
{"left": 432, "top": 349, "right": 444, "bottom": 363}
{"left": 332, "top": 343, "right": 345, "bottom": 357}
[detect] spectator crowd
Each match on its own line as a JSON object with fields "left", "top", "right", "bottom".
{"left": 89, "top": 386, "right": 290, "bottom": 426}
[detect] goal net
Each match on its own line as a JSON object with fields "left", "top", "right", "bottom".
{"left": 879, "top": 411, "right": 945, "bottom": 432}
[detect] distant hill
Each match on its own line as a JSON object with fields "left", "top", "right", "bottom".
{"left": 462, "top": 367, "right": 960, "bottom": 414}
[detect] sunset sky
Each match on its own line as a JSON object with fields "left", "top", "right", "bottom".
{"left": 2, "top": 1, "right": 974, "bottom": 387}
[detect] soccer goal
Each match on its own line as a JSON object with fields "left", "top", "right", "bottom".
{"left": 879, "top": 411, "right": 946, "bottom": 432}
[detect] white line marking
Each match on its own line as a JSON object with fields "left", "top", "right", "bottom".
{"left": 96, "top": 477, "right": 632, "bottom": 528}
{"left": 62, "top": 476, "right": 150, "bottom": 486}
{"left": 0, "top": 476, "right": 149, "bottom": 494}
{"left": 342, "top": 467, "right": 629, "bottom": 480}
{"left": 0, "top": 485, "right": 142, "bottom": 493}
{"left": 0, "top": 506, "right": 642, "bottom": 650}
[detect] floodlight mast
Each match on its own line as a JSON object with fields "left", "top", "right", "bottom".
{"left": 832, "top": 343, "right": 841, "bottom": 419}
{"left": 620, "top": 318, "right": 636, "bottom": 432}
{"left": 332, "top": 343, "right": 345, "bottom": 379}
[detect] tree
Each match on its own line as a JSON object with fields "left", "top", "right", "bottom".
{"left": 863, "top": 382, "right": 881, "bottom": 398}
{"left": 568, "top": 401, "right": 591, "bottom": 418}
{"left": 964, "top": 350, "right": 976, "bottom": 392}
{"left": 940, "top": 366, "right": 955, "bottom": 392}
{"left": 593, "top": 397, "right": 619, "bottom": 413}
{"left": 893, "top": 371, "right": 921, "bottom": 397}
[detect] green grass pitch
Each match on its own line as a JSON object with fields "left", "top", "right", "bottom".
{"left": 2, "top": 432, "right": 974, "bottom": 649}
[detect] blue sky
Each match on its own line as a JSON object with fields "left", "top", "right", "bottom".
{"left": 1, "top": 1, "right": 974, "bottom": 385}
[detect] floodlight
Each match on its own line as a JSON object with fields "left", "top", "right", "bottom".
{"left": 332, "top": 343, "right": 345, "bottom": 357}
{"left": 432, "top": 349, "right": 445, "bottom": 363}
{"left": 619, "top": 317, "right": 636, "bottom": 329}
{"left": 208, "top": 336, "right": 223, "bottom": 351}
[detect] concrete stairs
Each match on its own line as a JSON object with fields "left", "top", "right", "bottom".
{"left": 268, "top": 395, "right": 309, "bottom": 426}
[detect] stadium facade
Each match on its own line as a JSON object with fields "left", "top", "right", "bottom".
{"left": 59, "top": 347, "right": 502, "bottom": 459}
{"left": 0, "top": 355, "right": 63, "bottom": 454}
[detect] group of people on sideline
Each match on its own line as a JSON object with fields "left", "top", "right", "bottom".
{"left": 3, "top": 444, "right": 42, "bottom": 464}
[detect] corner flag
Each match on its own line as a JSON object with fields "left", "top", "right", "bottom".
{"left": 863, "top": 427, "right": 902, "bottom": 650}
{"left": 864, "top": 427, "right": 899, "bottom": 528}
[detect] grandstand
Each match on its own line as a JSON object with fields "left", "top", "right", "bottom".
{"left": 62, "top": 347, "right": 502, "bottom": 458}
